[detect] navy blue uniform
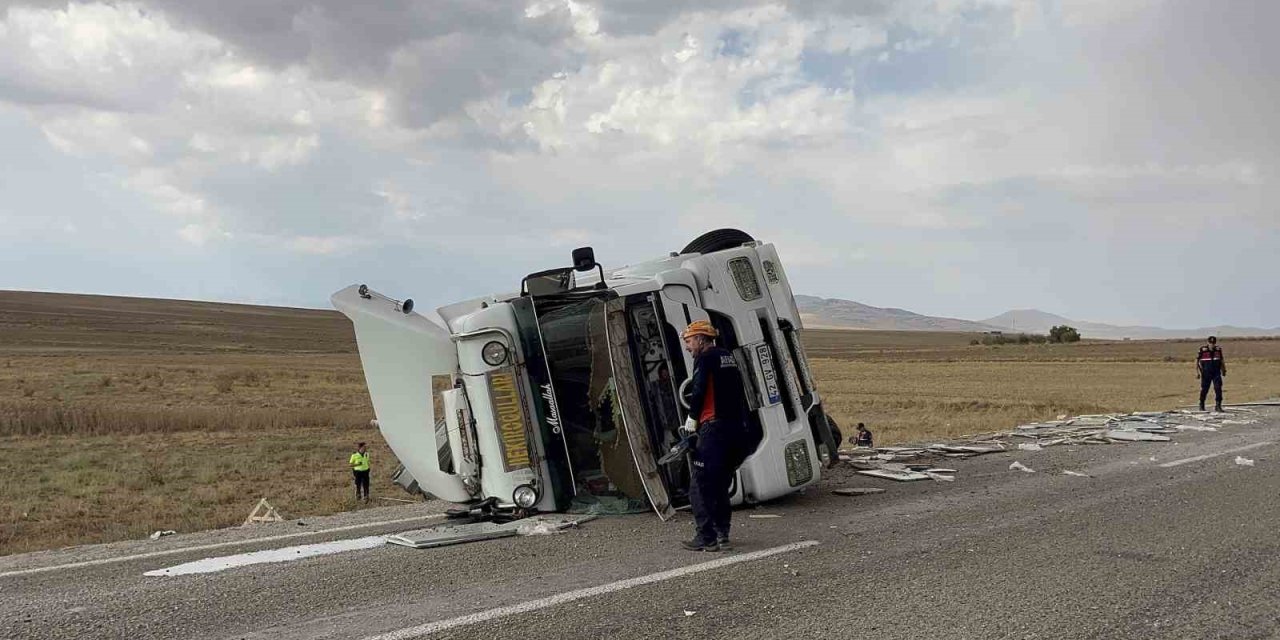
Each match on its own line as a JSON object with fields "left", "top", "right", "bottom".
{"left": 1197, "top": 345, "right": 1225, "bottom": 409}
{"left": 855, "top": 428, "right": 873, "bottom": 448}
{"left": 686, "top": 346, "right": 761, "bottom": 546}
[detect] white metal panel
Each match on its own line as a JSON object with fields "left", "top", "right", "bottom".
{"left": 442, "top": 388, "right": 479, "bottom": 490}
{"left": 331, "top": 284, "right": 470, "bottom": 503}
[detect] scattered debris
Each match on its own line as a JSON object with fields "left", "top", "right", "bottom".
{"left": 1062, "top": 470, "right": 1091, "bottom": 477}
{"left": 516, "top": 518, "right": 578, "bottom": 536}
{"left": 1105, "top": 430, "right": 1171, "bottom": 442}
{"left": 837, "top": 406, "right": 1269, "bottom": 486}
{"left": 1235, "top": 456, "right": 1255, "bottom": 467}
{"left": 832, "top": 488, "right": 887, "bottom": 497}
{"left": 683, "top": 610, "right": 697, "bottom": 617}
{"left": 385, "top": 514, "right": 595, "bottom": 549}
{"left": 749, "top": 514, "right": 782, "bottom": 519}
{"left": 149, "top": 530, "right": 176, "bottom": 540}
{"left": 856, "top": 468, "right": 931, "bottom": 482}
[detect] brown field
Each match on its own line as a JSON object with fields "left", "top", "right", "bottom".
{"left": 3, "top": 291, "right": 1278, "bottom": 556}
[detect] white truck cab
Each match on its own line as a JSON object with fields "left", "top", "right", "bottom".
{"left": 332, "top": 229, "right": 840, "bottom": 519}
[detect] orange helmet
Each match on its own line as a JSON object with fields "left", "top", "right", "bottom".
{"left": 682, "top": 320, "right": 719, "bottom": 339}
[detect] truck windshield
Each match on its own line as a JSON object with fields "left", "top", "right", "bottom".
{"left": 535, "top": 296, "right": 648, "bottom": 513}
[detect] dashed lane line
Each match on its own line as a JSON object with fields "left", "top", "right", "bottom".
{"left": 0, "top": 513, "right": 445, "bottom": 579}
{"left": 359, "top": 540, "right": 821, "bottom": 640}
{"left": 1157, "top": 441, "right": 1275, "bottom": 468}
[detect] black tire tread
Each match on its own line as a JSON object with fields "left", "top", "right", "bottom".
{"left": 680, "top": 228, "right": 755, "bottom": 255}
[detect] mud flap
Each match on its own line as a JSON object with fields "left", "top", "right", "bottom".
{"left": 811, "top": 405, "right": 841, "bottom": 468}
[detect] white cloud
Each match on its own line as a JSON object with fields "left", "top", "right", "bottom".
{"left": 0, "top": 0, "right": 1275, "bottom": 328}
{"left": 281, "top": 235, "right": 362, "bottom": 255}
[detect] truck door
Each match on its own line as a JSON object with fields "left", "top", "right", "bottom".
{"left": 604, "top": 297, "right": 676, "bottom": 520}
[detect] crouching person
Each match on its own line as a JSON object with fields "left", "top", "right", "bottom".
{"left": 680, "top": 320, "right": 762, "bottom": 552}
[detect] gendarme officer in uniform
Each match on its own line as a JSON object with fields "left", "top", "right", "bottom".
{"left": 1196, "top": 336, "right": 1227, "bottom": 412}
{"left": 679, "top": 320, "right": 762, "bottom": 552}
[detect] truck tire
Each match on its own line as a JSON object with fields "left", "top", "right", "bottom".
{"left": 680, "top": 228, "right": 755, "bottom": 255}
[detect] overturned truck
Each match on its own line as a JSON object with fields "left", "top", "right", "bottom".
{"left": 332, "top": 229, "right": 840, "bottom": 520}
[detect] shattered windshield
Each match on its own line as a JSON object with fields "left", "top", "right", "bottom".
{"left": 535, "top": 296, "right": 648, "bottom": 514}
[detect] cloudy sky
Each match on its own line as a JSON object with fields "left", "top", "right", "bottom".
{"left": 0, "top": 0, "right": 1275, "bottom": 328}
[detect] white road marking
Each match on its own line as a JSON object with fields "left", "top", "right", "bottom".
{"left": 0, "top": 513, "right": 444, "bottom": 579}
{"left": 360, "top": 540, "right": 821, "bottom": 640}
{"left": 145, "top": 536, "right": 387, "bottom": 576}
{"left": 1157, "top": 441, "right": 1274, "bottom": 468}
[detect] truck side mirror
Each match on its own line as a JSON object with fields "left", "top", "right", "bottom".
{"left": 572, "top": 247, "right": 596, "bottom": 272}
{"left": 572, "top": 246, "right": 607, "bottom": 289}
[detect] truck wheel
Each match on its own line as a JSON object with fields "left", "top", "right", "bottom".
{"left": 680, "top": 228, "right": 755, "bottom": 255}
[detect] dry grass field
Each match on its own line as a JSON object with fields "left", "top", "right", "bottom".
{"left": 806, "top": 329, "right": 1280, "bottom": 444}
{"left": 0, "top": 291, "right": 381, "bottom": 556}
{"left": 2, "top": 291, "right": 1277, "bottom": 556}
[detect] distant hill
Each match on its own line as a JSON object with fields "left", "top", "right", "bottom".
{"left": 980, "top": 309, "right": 1280, "bottom": 340}
{"left": 796, "top": 295, "right": 1003, "bottom": 332}
{"left": 0, "top": 289, "right": 355, "bottom": 353}
{"left": 797, "top": 295, "right": 1280, "bottom": 339}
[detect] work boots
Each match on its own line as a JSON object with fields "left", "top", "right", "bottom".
{"left": 680, "top": 538, "right": 720, "bottom": 552}
{"left": 1215, "top": 403, "right": 1224, "bottom": 412}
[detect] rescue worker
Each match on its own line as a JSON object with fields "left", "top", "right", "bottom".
{"left": 679, "top": 320, "right": 761, "bottom": 552}
{"left": 854, "top": 422, "right": 873, "bottom": 448}
{"left": 1196, "top": 336, "right": 1227, "bottom": 412}
{"left": 350, "top": 442, "right": 371, "bottom": 502}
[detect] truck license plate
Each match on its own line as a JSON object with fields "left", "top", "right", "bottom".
{"left": 756, "top": 344, "right": 782, "bottom": 405}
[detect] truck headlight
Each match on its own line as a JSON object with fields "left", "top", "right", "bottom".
{"left": 512, "top": 484, "right": 539, "bottom": 508}
{"left": 482, "top": 341, "right": 509, "bottom": 366}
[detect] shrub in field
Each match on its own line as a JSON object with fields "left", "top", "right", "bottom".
{"left": 213, "top": 372, "right": 235, "bottom": 394}
{"left": 1049, "top": 325, "right": 1081, "bottom": 343}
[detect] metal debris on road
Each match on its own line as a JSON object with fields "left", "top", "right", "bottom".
{"left": 748, "top": 514, "right": 782, "bottom": 519}
{"left": 149, "top": 530, "right": 176, "bottom": 540}
{"left": 1235, "top": 456, "right": 1256, "bottom": 467}
{"left": 1062, "top": 470, "right": 1091, "bottom": 477}
{"left": 1105, "top": 430, "right": 1171, "bottom": 442}
{"left": 385, "top": 514, "right": 596, "bottom": 549}
{"left": 1010, "top": 462, "right": 1035, "bottom": 473}
{"left": 855, "top": 467, "right": 932, "bottom": 482}
{"left": 835, "top": 406, "right": 1267, "bottom": 486}
{"left": 832, "top": 488, "right": 887, "bottom": 496}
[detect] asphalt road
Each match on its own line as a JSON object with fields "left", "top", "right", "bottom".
{"left": 5, "top": 407, "right": 1280, "bottom": 640}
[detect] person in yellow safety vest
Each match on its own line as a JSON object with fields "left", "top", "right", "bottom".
{"left": 349, "top": 442, "right": 371, "bottom": 502}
